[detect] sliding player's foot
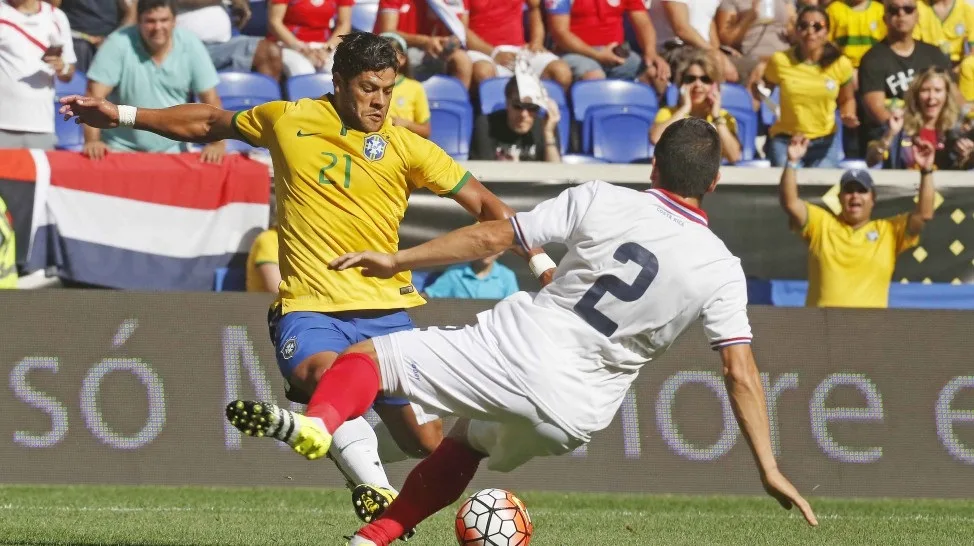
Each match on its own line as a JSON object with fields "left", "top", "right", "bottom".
{"left": 224, "top": 400, "right": 332, "bottom": 460}
{"left": 345, "top": 535, "right": 377, "bottom": 546}
{"left": 351, "top": 484, "right": 416, "bottom": 541}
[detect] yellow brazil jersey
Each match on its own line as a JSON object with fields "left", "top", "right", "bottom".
{"left": 765, "top": 50, "right": 854, "bottom": 139}
{"left": 913, "top": 1, "right": 950, "bottom": 53}
{"left": 246, "top": 227, "right": 279, "bottom": 293}
{"left": 828, "top": 0, "right": 886, "bottom": 68}
{"left": 960, "top": 54, "right": 974, "bottom": 100}
{"left": 388, "top": 75, "right": 431, "bottom": 124}
{"left": 925, "top": 0, "right": 974, "bottom": 62}
{"left": 654, "top": 107, "right": 739, "bottom": 137}
{"left": 801, "top": 204, "right": 919, "bottom": 308}
{"left": 231, "top": 96, "right": 471, "bottom": 314}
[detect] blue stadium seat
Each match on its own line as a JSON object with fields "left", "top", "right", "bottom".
{"left": 571, "top": 80, "right": 657, "bottom": 156}
{"left": 55, "top": 71, "right": 87, "bottom": 98}
{"left": 588, "top": 105, "right": 656, "bottom": 163}
{"left": 428, "top": 101, "right": 473, "bottom": 159}
{"left": 240, "top": 1, "right": 268, "bottom": 37}
{"left": 352, "top": 0, "right": 379, "bottom": 32}
{"left": 477, "top": 77, "right": 570, "bottom": 153}
{"left": 423, "top": 74, "right": 469, "bottom": 103}
{"left": 286, "top": 74, "right": 334, "bottom": 100}
{"left": 216, "top": 71, "right": 281, "bottom": 110}
{"left": 423, "top": 75, "right": 473, "bottom": 159}
{"left": 721, "top": 83, "right": 758, "bottom": 162}
{"left": 54, "top": 101, "right": 84, "bottom": 151}
{"left": 213, "top": 267, "right": 246, "bottom": 292}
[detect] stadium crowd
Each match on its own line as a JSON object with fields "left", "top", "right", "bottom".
{"left": 0, "top": 0, "right": 965, "bottom": 309}
{"left": 3, "top": 0, "right": 974, "bottom": 166}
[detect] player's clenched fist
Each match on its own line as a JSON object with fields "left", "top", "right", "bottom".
{"left": 329, "top": 251, "right": 400, "bottom": 279}
{"left": 58, "top": 95, "right": 120, "bottom": 129}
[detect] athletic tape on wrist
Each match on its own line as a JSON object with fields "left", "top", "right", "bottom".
{"left": 117, "top": 105, "right": 137, "bottom": 128}
{"left": 528, "top": 253, "right": 557, "bottom": 277}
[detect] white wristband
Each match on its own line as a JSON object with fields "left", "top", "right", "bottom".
{"left": 528, "top": 253, "right": 557, "bottom": 277}
{"left": 117, "top": 105, "right": 137, "bottom": 127}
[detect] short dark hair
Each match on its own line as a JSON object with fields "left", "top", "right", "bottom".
{"left": 333, "top": 32, "right": 399, "bottom": 83}
{"left": 794, "top": 5, "right": 842, "bottom": 68}
{"left": 653, "top": 118, "right": 721, "bottom": 199}
{"left": 137, "top": 0, "right": 175, "bottom": 18}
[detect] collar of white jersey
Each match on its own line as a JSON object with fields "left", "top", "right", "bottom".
{"left": 645, "top": 189, "right": 709, "bottom": 226}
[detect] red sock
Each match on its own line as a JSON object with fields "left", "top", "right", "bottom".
{"left": 305, "top": 352, "right": 380, "bottom": 433}
{"left": 357, "top": 438, "right": 485, "bottom": 545}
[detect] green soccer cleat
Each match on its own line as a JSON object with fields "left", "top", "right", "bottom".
{"left": 351, "top": 484, "right": 416, "bottom": 541}
{"left": 224, "top": 400, "right": 332, "bottom": 460}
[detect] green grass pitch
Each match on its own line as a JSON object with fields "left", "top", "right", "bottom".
{"left": 1, "top": 485, "right": 971, "bottom": 545}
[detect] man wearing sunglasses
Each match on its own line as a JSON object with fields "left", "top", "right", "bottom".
{"left": 777, "top": 132, "right": 937, "bottom": 309}
{"left": 858, "top": 0, "right": 951, "bottom": 155}
{"left": 470, "top": 76, "right": 561, "bottom": 162}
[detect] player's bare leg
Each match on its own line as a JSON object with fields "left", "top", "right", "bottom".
{"left": 227, "top": 347, "right": 437, "bottom": 534}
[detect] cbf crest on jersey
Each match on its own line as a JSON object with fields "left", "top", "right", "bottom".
{"left": 364, "top": 134, "right": 387, "bottom": 161}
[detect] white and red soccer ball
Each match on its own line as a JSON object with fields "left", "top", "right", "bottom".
{"left": 455, "top": 488, "right": 533, "bottom": 546}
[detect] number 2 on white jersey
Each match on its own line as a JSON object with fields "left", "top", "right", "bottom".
{"left": 572, "top": 242, "right": 659, "bottom": 337}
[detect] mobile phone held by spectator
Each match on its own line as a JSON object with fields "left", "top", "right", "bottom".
{"left": 612, "top": 42, "right": 630, "bottom": 59}
{"left": 42, "top": 44, "right": 63, "bottom": 59}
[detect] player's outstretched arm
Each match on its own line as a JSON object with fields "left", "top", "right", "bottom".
{"left": 452, "top": 179, "right": 556, "bottom": 284}
{"left": 58, "top": 95, "right": 239, "bottom": 144}
{"left": 330, "top": 219, "right": 515, "bottom": 278}
{"left": 719, "top": 344, "right": 818, "bottom": 527}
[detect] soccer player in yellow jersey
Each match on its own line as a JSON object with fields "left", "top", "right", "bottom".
{"left": 59, "top": 32, "right": 557, "bottom": 538}
{"left": 778, "top": 133, "right": 936, "bottom": 309}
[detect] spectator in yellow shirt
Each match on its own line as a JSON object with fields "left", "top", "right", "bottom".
{"left": 778, "top": 133, "right": 937, "bottom": 308}
{"left": 380, "top": 31, "right": 431, "bottom": 139}
{"left": 246, "top": 226, "right": 280, "bottom": 293}
{"left": 927, "top": 0, "right": 974, "bottom": 63}
{"left": 828, "top": 0, "right": 886, "bottom": 68}
{"left": 649, "top": 49, "right": 742, "bottom": 163}
{"left": 759, "top": 5, "right": 858, "bottom": 167}
{"left": 960, "top": 54, "right": 974, "bottom": 102}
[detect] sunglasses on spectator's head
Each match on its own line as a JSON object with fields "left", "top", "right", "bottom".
{"left": 511, "top": 101, "right": 541, "bottom": 113}
{"left": 797, "top": 21, "right": 826, "bottom": 32}
{"left": 681, "top": 74, "right": 713, "bottom": 85}
{"left": 886, "top": 4, "right": 917, "bottom": 15}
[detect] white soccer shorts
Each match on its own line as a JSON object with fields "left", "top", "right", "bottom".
{"left": 373, "top": 324, "right": 583, "bottom": 472}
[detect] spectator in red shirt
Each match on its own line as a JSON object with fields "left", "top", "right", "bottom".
{"left": 268, "top": 0, "right": 352, "bottom": 77}
{"left": 374, "top": 0, "right": 473, "bottom": 88}
{"left": 466, "top": 0, "right": 572, "bottom": 92}
{"left": 547, "top": 0, "right": 670, "bottom": 89}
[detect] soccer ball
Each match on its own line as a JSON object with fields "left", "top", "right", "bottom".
{"left": 454, "top": 488, "right": 533, "bottom": 546}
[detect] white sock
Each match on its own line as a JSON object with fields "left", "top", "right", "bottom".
{"left": 330, "top": 417, "right": 396, "bottom": 492}
{"left": 373, "top": 419, "right": 410, "bottom": 464}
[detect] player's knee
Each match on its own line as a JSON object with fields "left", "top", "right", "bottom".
{"left": 400, "top": 419, "right": 443, "bottom": 457}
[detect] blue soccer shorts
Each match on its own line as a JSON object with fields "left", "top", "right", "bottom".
{"left": 268, "top": 306, "right": 414, "bottom": 405}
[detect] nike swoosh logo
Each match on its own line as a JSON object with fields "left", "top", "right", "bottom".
{"left": 296, "top": 130, "right": 321, "bottom": 137}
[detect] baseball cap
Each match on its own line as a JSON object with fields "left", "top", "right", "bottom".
{"left": 379, "top": 32, "right": 407, "bottom": 53}
{"left": 839, "top": 169, "right": 874, "bottom": 192}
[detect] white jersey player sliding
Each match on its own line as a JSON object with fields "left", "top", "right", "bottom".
{"left": 226, "top": 118, "right": 818, "bottom": 545}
